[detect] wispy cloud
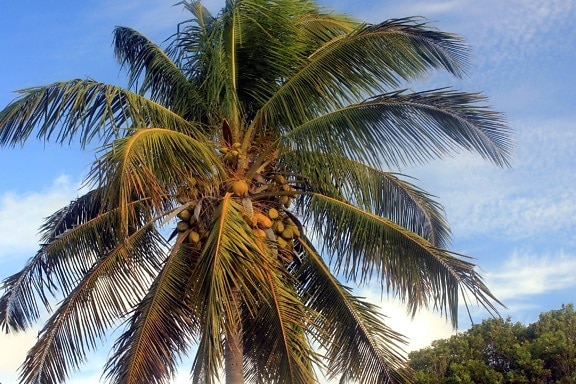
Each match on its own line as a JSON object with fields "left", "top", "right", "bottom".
{"left": 0, "top": 175, "right": 81, "bottom": 261}
{"left": 406, "top": 115, "right": 576, "bottom": 246}
{"left": 486, "top": 250, "right": 576, "bottom": 301}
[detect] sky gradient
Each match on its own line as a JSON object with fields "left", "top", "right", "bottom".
{"left": 1, "top": 1, "right": 575, "bottom": 383}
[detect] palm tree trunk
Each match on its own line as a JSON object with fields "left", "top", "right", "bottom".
{"left": 225, "top": 286, "right": 243, "bottom": 384}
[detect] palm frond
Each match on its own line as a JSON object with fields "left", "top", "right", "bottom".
{"left": 0, "top": 80, "right": 204, "bottom": 148}
{"left": 113, "top": 27, "right": 206, "bottom": 121}
{"left": 90, "top": 128, "right": 224, "bottom": 234}
{"left": 295, "top": 12, "right": 358, "bottom": 45}
{"left": 243, "top": 270, "right": 317, "bottom": 384}
{"left": 19, "top": 224, "right": 162, "bottom": 384}
{"left": 1, "top": 190, "right": 112, "bottom": 332}
{"left": 282, "top": 89, "right": 511, "bottom": 169}
{"left": 255, "top": 17, "right": 470, "bottom": 130}
{"left": 296, "top": 237, "right": 410, "bottom": 384}
{"left": 166, "top": 1, "right": 216, "bottom": 82}
{"left": 0, "top": 190, "right": 159, "bottom": 334}
{"left": 104, "top": 238, "right": 195, "bottom": 384}
{"left": 190, "top": 193, "right": 274, "bottom": 383}
{"left": 304, "top": 193, "right": 502, "bottom": 325}
{"left": 283, "top": 151, "right": 450, "bottom": 247}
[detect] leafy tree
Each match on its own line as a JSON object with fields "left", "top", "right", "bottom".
{"left": 409, "top": 304, "right": 576, "bottom": 384}
{"left": 0, "top": 1, "right": 511, "bottom": 383}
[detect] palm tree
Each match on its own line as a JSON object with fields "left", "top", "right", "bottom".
{"left": 0, "top": 1, "right": 511, "bottom": 383}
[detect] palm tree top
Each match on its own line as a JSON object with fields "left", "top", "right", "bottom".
{"left": 0, "top": 1, "right": 511, "bottom": 383}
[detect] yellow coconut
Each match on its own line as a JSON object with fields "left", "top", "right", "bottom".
{"left": 267, "top": 208, "right": 279, "bottom": 220}
{"left": 281, "top": 228, "right": 294, "bottom": 240}
{"left": 273, "top": 221, "right": 285, "bottom": 234}
{"left": 177, "top": 209, "right": 192, "bottom": 221}
{"left": 188, "top": 231, "right": 200, "bottom": 243}
{"left": 286, "top": 224, "right": 300, "bottom": 237}
{"left": 253, "top": 228, "right": 267, "bottom": 238}
{"left": 255, "top": 213, "right": 273, "bottom": 229}
{"left": 276, "top": 236, "right": 288, "bottom": 249}
{"left": 273, "top": 174, "right": 286, "bottom": 184}
{"left": 232, "top": 180, "right": 249, "bottom": 196}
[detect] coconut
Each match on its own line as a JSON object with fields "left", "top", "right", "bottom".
{"left": 232, "top": 180, "right": 249, "bottom": 196}
{"left": 177, "top": 209, "right": 192, "bottom": 221}
{"left": 267, "top": 208, "right": 279, "bottom": 220}
{"left": 276, "top": 236, "right": 288, "bottom": 249}
{"left": 279, "top": 195, "right": 290, "bottom": 205}
{"left": 253, "top": 228, "right": 267, "bottom": 238}
{"left": 286, "top": 224, "right": 300, "bottom": 237}
{"left": 273, "top": 174, "right": 286, "bottom": 184}
{"left": 280, "top": 228, "right": 294, "bottom": 240}
{"left": 255, "top": 213, "right": 273, "bottom": 229}
{"left": 177, "top": 221, "right": 190, "bottom": 232}
{"left": 273, "top": 221, "right": 285, "bottom": 234}
{"left": 188, "top": 231, "right": 200, "bottom": 243}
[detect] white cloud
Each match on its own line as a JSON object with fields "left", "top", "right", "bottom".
{"left": 358, "top": 289, "right": 456, "bottom": 353}
{"left": 406, "top": 115, "right": 576, "bottom": 245}
{"left": 0, "top": 329, "right": 38, "bottom": 384}
{"left": 486, "top": 250, "right": 576, "bottom": 301}
{"left": 0, "top": 175, "right": 81, "bottom": 261}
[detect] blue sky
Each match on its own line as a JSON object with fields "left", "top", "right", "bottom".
{"left": 1, "top": 0, "right": 575, "bottom": 383}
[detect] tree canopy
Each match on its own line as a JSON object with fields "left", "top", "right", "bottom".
{"left": 409, "top": 304, "right": 576, "bottom": 383}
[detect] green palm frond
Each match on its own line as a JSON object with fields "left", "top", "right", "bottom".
{"left": 113, "top": 27, "right": 206, "bottom": 120}
{"left": 104, "top": 239, "right": 195, "bottom": 384}
{"left": 304, "top": 193, "right": 501, "bottom": 325}
{"left": 190, "top": 193, "right": 274, "bottom": 383}
{"left": 0, "top": 80, "right": 204, "bottom": 147}
{"left": 283, "top": 89, "right": 511, "bottom": 169}
{"left": 0, "top": 190, "right": 159, "bottom": 333}
{"left": 90, "top": 128, "right": 224, "bottom": 233}
{"left": 255, "top": 17, "right": 469, "bottom": 130}
{"left": 167, "top": 1, "right": 215, "bottom": 79}
{"left": 1, "top": 190, "right": 112, "bottom": 332}
{"left": 19, "top": 223, "right": 162, "bottom": 384}
{"left": 296, "top": 237, "right": 409, "bottom": 384}
{"left": 243, "top": 270, "right": 317, "bottom": 384}
{"left": 295, "top": 12, "right": 358, "bottom": 45}
{"left": 283, "top": 151, "right": 450, "bottom": 247}
{"left": 232, "top": 0, "right": 312, "bottom": 113}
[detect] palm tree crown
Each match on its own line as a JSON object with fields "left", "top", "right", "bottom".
{"left": 0, "top": 1, "right": 511, "bottom": 383}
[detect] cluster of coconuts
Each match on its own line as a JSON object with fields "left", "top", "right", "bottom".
{"left": 175, "top": 176, "right": 201, "bottom": 204}
{"left": 229, "top": 173, "right": 301, "bottom": 258}
{"left": 175, "top": 205, "right": 206, "bottom": 248}
{"left": 248, "top": 207, "right": 300, "bottom": 249}
{"left": 174, "top": 138, "right": 301, "bottom": 260}
{"left": 219, "top": 141, "right": 245, "bottom": 168}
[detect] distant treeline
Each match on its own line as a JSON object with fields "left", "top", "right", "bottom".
{"left": 409, "top": 304, "right": 576, "bottom": 383}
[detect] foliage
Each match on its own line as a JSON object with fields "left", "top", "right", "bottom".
{"left": 409, "top": 304, "right": 576, "bottom": 384}
{"left": 0, "top": 1, "right": 511, "bottom": 383}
